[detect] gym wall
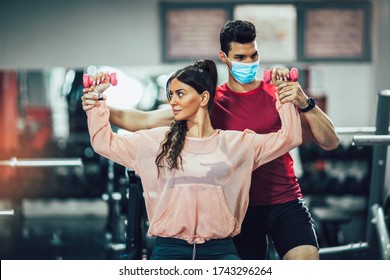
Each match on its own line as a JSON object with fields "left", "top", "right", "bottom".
{"left": 0, "top": 0, "right": 389, "bottom": 128}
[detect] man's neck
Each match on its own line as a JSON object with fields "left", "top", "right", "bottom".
{"left": 227, "top": 75, "right": 261, "bottom": 93}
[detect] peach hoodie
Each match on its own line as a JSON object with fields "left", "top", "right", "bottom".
{"left": 87, "top": 99, "right": 301, "bottom": 244}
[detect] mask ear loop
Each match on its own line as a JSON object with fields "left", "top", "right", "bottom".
{"left": 223, "top": 53, "right": 234, "bottom": 74}
{"left": 223, "top": 53, "right": 241, "bottom": 77}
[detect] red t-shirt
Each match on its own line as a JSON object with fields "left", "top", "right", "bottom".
{"left": 211, "top": 82, "right": 302, "bottom": 205}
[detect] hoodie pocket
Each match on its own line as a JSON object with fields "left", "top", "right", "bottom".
{"left": 150, "top": 184, "right": 237, "bottom": 240}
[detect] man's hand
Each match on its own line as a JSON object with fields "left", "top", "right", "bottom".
{"left": 276, "top": 81, "right": 309, "bottom": 110}
{"left": 271, "top": 67, "right": 309, "bottom": 110}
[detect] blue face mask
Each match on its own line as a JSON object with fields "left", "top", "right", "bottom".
{"left": 225, "top": 55, "right": 260, "bottom": 84}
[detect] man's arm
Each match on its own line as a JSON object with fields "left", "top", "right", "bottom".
{"left": 82, "top": 79, "right": 174, "bottom": 132}
{"left": 299, "top": 106, "right": 339, "bottom": 150}
{"left": 109, "top": 105, "right": 174, "bottom": 131}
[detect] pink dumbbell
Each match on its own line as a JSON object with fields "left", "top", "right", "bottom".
{"left": 83, "top": 72, "right": 118, "bottom": 88}
{"left": 264, "top": 68, "right": 298, "bottom": 83}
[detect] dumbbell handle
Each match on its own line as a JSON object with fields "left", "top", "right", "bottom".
{"left": 83, "top": 72, "right": 118, "bottom": 88}
{"left": 264, "top": 68, "right": 298, "bottom": 83}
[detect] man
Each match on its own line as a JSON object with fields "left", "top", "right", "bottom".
{"left": 82, "top": 20, "right": 339, "bottom": 260}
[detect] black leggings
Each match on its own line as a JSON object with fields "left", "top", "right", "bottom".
{"left": 150, "top": 237, "right": 241, "bottom": 260}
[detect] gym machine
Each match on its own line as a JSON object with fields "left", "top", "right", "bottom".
{"left": 0, "top": 157, "right": 84, "bottom": 258}
{"left": 122, "top": 169, "right": 150, "bottom": 260}
{"left": 0, "top": 157, "right": 83, "bottom": 198}
{"left": 319, "top": 89, "right": 390, "bottom": 260}
{"left": 102, "top": 159, "right": 126, "bottom": 259}
{"left": 0, "top": 209, "right": 14, "bottom": 216}
{"left": 0, "top": 157, "right": 82, "bottom": 167}
{"left": 0, "top": 157, "right": 83, "bottom": 215}
{"left": 99, "top": 165, "right": 151, "bottom": 260}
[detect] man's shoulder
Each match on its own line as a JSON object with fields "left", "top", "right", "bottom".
{"left": 215, "top": 83, "right": 228, "bottom": 100}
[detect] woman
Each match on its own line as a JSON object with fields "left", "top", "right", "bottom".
{"left": 85, "top": 59, "right": 302, "bottom": 260}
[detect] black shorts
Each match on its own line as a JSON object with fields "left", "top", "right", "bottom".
{"left": 234, "top": 198, "right": 319, "bottom": 259}
{"left": 150, "top": 237, "right": 241, "bottom": 260}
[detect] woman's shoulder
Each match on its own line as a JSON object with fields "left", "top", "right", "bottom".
{"left": 220, "top": 129, "right": 256, "bottom": 136}
{"left": 137, "top": 126, "right": 170, "bottom": 137}
{"left": 218, "top": 130, "right": 256, "bottom": 151}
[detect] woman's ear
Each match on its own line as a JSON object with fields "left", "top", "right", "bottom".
{"left": 200, "top": 91, "right": 210, "bottom": 107}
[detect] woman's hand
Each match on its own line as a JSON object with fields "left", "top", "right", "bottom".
{"left": 81, "top": 71, "right": 110, "bottom": 111}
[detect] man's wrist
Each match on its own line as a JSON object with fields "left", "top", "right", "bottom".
{"left": 299, "top": 97, "right": 315, "bottom": 113}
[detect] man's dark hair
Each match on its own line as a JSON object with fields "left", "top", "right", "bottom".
{"left": 220, "top": 20, "right": 257, "bottom": 55}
